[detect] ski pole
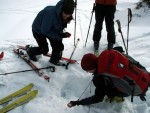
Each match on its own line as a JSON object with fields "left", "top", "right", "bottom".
{"left": 127, "top": 8, "right": 132, "bottom": 53}
{"left": 78, "top": 80, "right": 93, "bottom": 100}
{"left": 0, "top": 66, "right": 55, "bottom": 75}
{"left": 84, "top": 3, "right": 96, "bottom": 47}
{"left": 74, "top": 0, "right": 77, "bottom": 46}
{"left": 116, "top": 20, "right": 128, "bottom": 54}
{"left": 66, "top": 38, "right": 80, "bottom": 69}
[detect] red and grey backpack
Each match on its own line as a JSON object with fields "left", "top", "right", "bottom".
{"left": 97, "top": 49, "right": 150, "bottom": 101}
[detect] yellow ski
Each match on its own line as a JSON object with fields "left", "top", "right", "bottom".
{"left": 0, "top": 83, "right": 34, "bottom": 105}
{"left": 0, "top": 90, "right": 38, "bottom": 113}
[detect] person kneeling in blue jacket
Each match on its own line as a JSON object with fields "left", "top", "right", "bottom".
{"left": 27, "top": 0, "right": 75, "bottom": 66}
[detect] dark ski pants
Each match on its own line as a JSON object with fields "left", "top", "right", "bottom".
{"left": 93, "top": 4, "right": 116, "bottom": 44}
{"left": 30, "top": 31, "right": 64, "bottom": 64}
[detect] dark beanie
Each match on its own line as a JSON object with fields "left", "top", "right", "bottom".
{"left": 62, "top": 0, "right": 75, "bottom": 14}
{"left": 81, "top": 53, "right": 97, "bottom": 71}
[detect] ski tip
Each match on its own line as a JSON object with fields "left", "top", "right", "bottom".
{"left": 29, "top": 83, "right": 34, "bottom": 87}
{"left": 32, "top": 90, "right": 38, "bottom": 96}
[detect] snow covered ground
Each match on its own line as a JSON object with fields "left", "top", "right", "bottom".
{"left": 0, "top": 0, "right": 150, "bottom": 113}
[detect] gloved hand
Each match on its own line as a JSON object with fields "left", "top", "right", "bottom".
{"left": 67, "top": 101, "right": 81, "bottom": 108}
{"left": 60, "top": 32, "right": 71, "bottom": 38}
{"left": 139, "top": 94, "right": 146, "bottom": 101}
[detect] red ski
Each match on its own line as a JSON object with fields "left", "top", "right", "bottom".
{"left": 0, "top": 52, "right": 4, "bottom": 60}
{"left": 14, "top": 49, "right": 54, "bottom": 82}
{"left": 17, "top": 45, "right": 77, "bottom": 64}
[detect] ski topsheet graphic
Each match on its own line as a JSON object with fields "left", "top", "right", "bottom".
{"left": 17, "top": 45, "right": 77, "bottom": 64}
{"left": 0, "top": 52, "right": 4, "bottom": 60}
{"left": 14, "top": 49, "right": 53, "bottom": 82}
{"left": 0, "top": 83, "right": 38, "bottom": 113}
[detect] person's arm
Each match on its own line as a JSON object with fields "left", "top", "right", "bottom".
{"left": 67, "top": 87, "right": 105, "bottom": 108}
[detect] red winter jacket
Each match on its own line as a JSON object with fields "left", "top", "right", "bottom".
{"left": 96, "top": 0, "right": 117, "bottom": 5}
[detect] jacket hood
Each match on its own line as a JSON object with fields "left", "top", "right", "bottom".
{"left": 55, "top": 0, "right": 64, "bottom": 18}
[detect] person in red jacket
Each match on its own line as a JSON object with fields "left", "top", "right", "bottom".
{"left": 93, "top": 0, "right": 117, "bottom": 50}
{"left": 67, "top": 52, "right": 127, "bottom": 108}
{"left": 67, "top": 46, "right": 148, "bottom": 108}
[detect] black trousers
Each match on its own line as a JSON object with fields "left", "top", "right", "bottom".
{"left": 30, "top": 31, "right": 64, "bottom": 64}
{"left": 93, "top": 4, "right": 116, "bottom": 44}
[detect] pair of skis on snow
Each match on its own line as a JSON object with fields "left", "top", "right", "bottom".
{"left": 0, "top": 83, "right": 38, "bottom": 113}
{"left": 13, "top": 45, "right": 77, "bottom": 82}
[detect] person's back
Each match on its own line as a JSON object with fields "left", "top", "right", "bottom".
{"left": 97, "top": 49, "right": 150, "bottom": 101}
{"left": 32, "top": 0, "right": 64, "bottom": 40}
{"left": 67, "top": 48, "right": 150, "bottom": 108}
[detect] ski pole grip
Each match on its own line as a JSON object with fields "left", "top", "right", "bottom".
{"left": 128, "top": 8, "right": 132, "bottom": 23}
{"left": 116, "top": 20, "right": 122, "bottom": 33}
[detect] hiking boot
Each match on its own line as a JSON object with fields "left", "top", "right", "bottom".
{"left": 94, "top": 41, "right": 99, "bottom": 50}
{"left": 27, "top": 47, "right": 37, "bottom": 62}
{"left": 56, "top": 61, "right": 66, "bottom": 66}
{"left": 107, "top": 43, "right": 114, "bottom": 50}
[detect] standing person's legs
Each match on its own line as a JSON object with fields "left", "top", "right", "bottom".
{"left": 93, "top": 4, "right": 105, "bottom": 50}
{"left": 48, "top": 38, "right": 64, "bottom": 65}
{"left": 105, "top": 5, "right": 116, "bottom": 49}
{"left": 27, "top": 31, "right": 49, "bottom": 61}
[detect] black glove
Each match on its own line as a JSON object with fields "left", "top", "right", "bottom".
{"left": 139, "top": 94, "right": 146, "bottom": 101}
{"left": 67, "top": 101, "right": 81, "bottom": 108}
{"left": 60, "top": 32, "right": 71, "bottom": 38}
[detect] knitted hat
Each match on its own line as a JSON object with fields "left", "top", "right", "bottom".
{"left": 81, "top": 53, "right": 97, "bottom": 71}
{"left": 62, "top": 0, "right": 75, "bottom": 14}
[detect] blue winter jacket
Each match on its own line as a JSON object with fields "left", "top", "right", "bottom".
{"left": 32, "top": 0, "right": 66, "bottom": 41}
